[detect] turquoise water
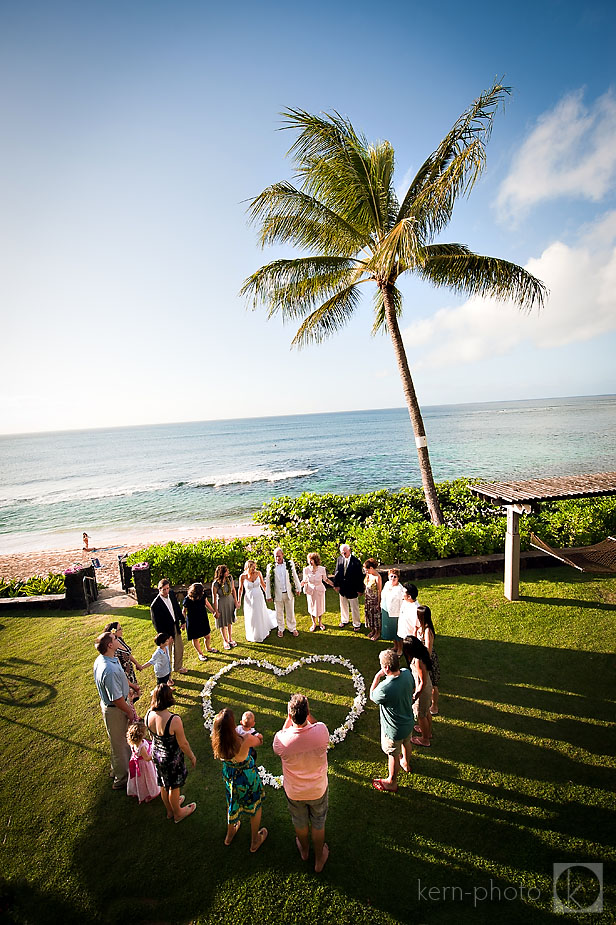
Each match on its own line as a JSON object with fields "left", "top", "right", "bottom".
{"left": 1, "top": 394, "right": 615, "bottom": 552}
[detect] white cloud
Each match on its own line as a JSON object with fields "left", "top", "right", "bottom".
{"left": 403, "top": 212, "right": 616, "bottom": 369}
{"left": 498, "top": 90, "right": 616, "bottom": 220}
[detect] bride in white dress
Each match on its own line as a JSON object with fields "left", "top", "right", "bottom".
{"left": 238, "top": 560, "right": 277, "bottom": 643}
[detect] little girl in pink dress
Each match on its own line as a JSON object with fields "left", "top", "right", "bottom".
{"left": 126, "top": 720, "right": 161, "bottom": 803}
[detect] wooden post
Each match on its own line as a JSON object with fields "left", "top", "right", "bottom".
{"left": 504, "top": 505, "right": 520, "bottom": 601}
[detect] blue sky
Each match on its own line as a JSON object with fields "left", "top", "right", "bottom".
{"left": 1, "top": 0, "right": 615, "bottom": 434}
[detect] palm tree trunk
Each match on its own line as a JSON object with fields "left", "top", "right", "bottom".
{"left": 381, "top": 284, "right": 444, "bottom": 526}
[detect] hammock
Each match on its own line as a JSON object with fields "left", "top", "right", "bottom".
{"left": 530, "top": 533, "right": 616, "bottom": 574}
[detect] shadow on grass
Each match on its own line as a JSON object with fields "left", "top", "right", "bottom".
{"left": 521, "top": 594, "right": 616, "bottom": 610}
{"left": 9, "top": 631, "right": 615, "bottom": 925}
{"left": 0, "top": 672, "right": 56, "bottom": 707}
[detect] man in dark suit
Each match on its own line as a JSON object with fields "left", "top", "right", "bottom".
{"left": 333, "top": 543, "right": 364, "bottom": 631}
{"left": 150, "top": 578, "right": 187, "bottom": 675}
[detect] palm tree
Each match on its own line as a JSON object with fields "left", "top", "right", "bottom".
{"left": 241, "top": 82, "right": 547, "bottom": 525}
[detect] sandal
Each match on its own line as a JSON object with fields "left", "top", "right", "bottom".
{"left": 310, "top": 624, "right": 317, "bottom": 632}
{"left": 223, "top": 642, "right": 231, "bottom": 650}
{"left": 410, "top": 736, "right": 431, "bottom": 747}
{"left": 224, "top": 820, "right": 241, "bottom": 845}
{"left": 174, "top": 802, "right": 197, "bottom": 823}
{"left": 167, "top": 795, "right": 185, "bottom": 819}
{"left": 230, "top": 641, "right": 237, "bottom": 648}
{"left": 207, "top": 648, "right": 219, "bottom": 654}
{"left": 250, "top": 827, "right": 268, "bottom": 852}
{"left": 372, "top": 778, "right": 398, "bottom": 793}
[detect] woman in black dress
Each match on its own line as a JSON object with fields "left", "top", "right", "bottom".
{"left": 146, "top": 683, "right": 197, "bottom": 823}
{"left": 182, "top": 582, "right": 219, "bottom": 661}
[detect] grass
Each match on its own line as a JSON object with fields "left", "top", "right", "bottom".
{"left": 1, "top": 567, "right": 615, "bottom": 924}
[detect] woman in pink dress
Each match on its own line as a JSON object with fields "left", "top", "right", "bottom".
{"left": 301, "top": 552, "right": 334, "bottom": 632}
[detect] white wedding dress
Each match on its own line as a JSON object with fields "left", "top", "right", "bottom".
{"left": 243, "top": 577, "right": 277, "bottom": 643}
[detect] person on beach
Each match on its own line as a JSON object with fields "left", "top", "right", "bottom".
{"left": 363, "top": 558, "right": 383, "bottom": 641}
{"left": 93, "top": 631, "right": 138, "bottom": 790}
{"left": 140, "top": 632, "right": 173, "bottom": 686}
{"left": 381, "top": 569, "right": 406, "bottom": 650}
{"left": 182, "top": 582, "right": 219, "bottom": 661}
{"left": 126, "top": 719, "right": 161, "bottom": 804}
{"left": 150, "top": 578, "right": 188, "bottom": 676}
{"left": 211, "top": 708, "right": 267, "bottom": 852}
{"left": 333, "top": 544, "right": 364, "bottom": 631}
{"left": 369, "top": 649, "right": 415, "bottom": 792}
{"left": 397, "top": 583, "right": 421, "bottom": 642}
{"left": 265, "top": 547, "right": 301, "bottom": 637}
{"left": 103, "top": 621, "right": 142, "bottom": 704}
{"left": 212, "top": 564, "right": 239, "bottom": 650}
{"left": 301, "top": 552, "right": 334, "bottom": 632}
{"left": 414, "top": 604, "right": 440, "bottom": 716}
{"left": 402, "top": 635, "right": 433, "bottom": 747}
{"left": 238, "top": 560, "right": 277, "bottom": 643}
{"left": 146, "top": 683, "right": 197, "bottom": 823}
{"left": 273, "top": 694, "right": 330, "bottom": 873}
{"left": 82, "top": 532, "right": 90, "bottom": 551}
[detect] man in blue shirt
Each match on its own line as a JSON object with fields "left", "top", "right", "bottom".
{"left": 93, "top": 631, "right": 137, "bottom": 789}
{"left": 369, "top": 649, "right": 415, "bottom": 793}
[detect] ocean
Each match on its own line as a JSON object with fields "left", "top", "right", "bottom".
{"left": 1, "top": 394, "right": 615, "bottom": 553}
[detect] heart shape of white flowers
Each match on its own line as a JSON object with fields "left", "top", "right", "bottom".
{"left": 201, "top": 654, "right": 366, "bottom": 789}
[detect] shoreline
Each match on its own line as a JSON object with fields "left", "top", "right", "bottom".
{"left": 0, "top": 522, "right": 266, "bottom": 589}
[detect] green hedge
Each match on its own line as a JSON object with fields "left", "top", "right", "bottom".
{"left": 125, "top": 479, "right": 616, "bottom": 586}
{"left": 0, "top": 573, "right": 65, "bottom": 598}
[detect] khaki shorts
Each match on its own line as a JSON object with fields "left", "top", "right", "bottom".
{"left": 285, "top": 786, "right": 329, "bottom": 831}
{"left": 380, "top": 729, "right": 412, "bottom": 757}
{"left": 413, "top": 681, "right": 433, "bottom": 719}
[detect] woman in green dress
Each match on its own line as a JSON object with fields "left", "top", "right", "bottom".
{"left": 211, "top": 708, "right": 267, "bottom": 852}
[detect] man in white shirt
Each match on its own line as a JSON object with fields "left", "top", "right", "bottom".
{"left": 397, "top": 583, "right": 421, "bottom": 642}
{"left": 266, "top": 547, "right": 301, "bottom": 637}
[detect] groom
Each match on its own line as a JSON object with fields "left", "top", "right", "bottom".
{"left": 266, "top": 547, "right": 301, "bottom": 637}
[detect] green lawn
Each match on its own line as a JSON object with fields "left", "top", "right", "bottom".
{"left": 1, "top": 568, "right": 615, "bottom": 924}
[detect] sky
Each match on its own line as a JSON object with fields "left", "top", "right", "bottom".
{"left": 1, "top": 0, "right": 615, "bottom": 435}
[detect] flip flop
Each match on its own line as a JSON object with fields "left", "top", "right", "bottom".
{"left": 250, "top": 827, "right": 268, "bottom": 852}
{"left": 167, "top": 795, "right": 185, "bottom": 819}
{"left": 277, "top": 631, "right": 284, "bottom": 638}
{"left": 414, "top": 725, "right": 433, "bottom": 736}
{"left": 411, "top": 736, "right": 431, "bottom": 747}
{"left": 372, "top": 778, "right": 398, "bottom": 793}
{"left": 174, "top": 802, "right": 196, "bottom": 823}
{"left": 224, "top": 820, "right": 241, "bottom": 845}
{"left": 207, "top": 648, "right": 220, "bottom": 653}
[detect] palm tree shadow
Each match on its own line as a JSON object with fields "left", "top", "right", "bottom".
{"left": 521, "top": 594, "right": 616, "bottom": 610}
{"left": 0, "top": 672, "right": 57, "bottom": 707}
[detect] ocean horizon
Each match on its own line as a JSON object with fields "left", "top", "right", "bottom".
{"left": 1, "top": 393, "right": 615, "bottom": 554}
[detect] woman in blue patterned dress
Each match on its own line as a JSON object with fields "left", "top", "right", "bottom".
{"left": 211, "top": 708, "right": 267, "bottom": 852}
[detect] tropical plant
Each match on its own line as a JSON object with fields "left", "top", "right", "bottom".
{"left": 241, "top": 82, "right": 547, "bottom": 524}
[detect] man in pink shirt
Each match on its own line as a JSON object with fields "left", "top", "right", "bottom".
{"left": 273, "top": 694, "right": 330, "bottom": 873}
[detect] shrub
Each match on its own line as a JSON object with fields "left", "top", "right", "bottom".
{"left": 0, "top": 574, "right": 65, "bottom": 598}
{"left": 125, "top": 483, "right": 616, "bottom": 584}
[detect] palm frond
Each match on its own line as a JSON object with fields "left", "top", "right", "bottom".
{"left": 416, "top": 247, "right": 548, "bottom": 310}
{"left": 372, "top": 285, "right": 403, "bottom": 335}
{"left": 246, "top": 182, "right": 368, "bottom": 255}
{"left": 240, "top": 256, "right": 363, "bottom": 317}
{"left": 290, "top": 284, "right": 363, "bottom": 347}
{"left": 365, "top": 217, "right": 423, "bottom": 281}
{"left": 282, "top": 109, "right": 397, "bottom": 238}
{"left": 397, "top": 80, "right": 510, "bottom": 238}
